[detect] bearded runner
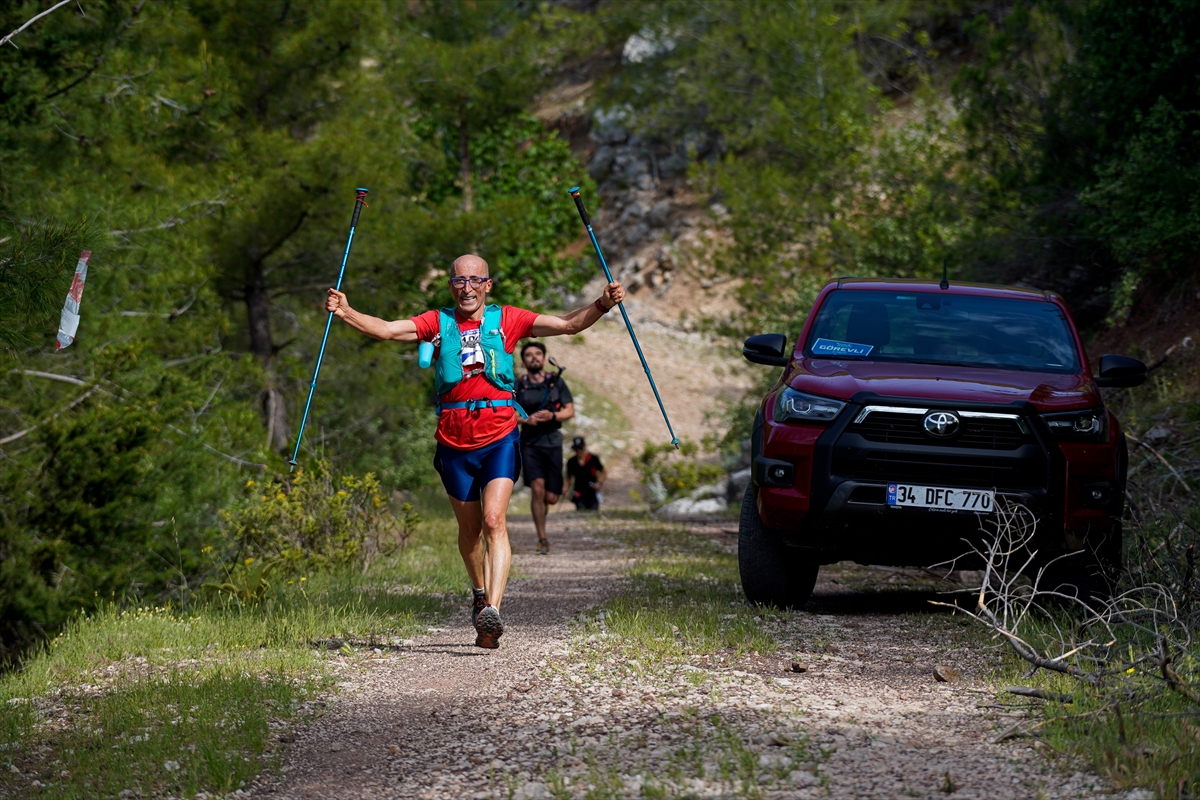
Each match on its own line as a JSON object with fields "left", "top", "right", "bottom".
{"left": 325, "top": 254, "right": 624, "bottom": 649}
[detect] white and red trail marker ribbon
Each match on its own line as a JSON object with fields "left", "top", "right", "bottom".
{"left": 56, "top": 250, "right": 91, "bottom": 351}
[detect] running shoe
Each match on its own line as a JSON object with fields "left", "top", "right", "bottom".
{"left": 470, "top": 589, "right": 488, "bottom": 626}
{"left": 537, "top": 538, "right": 549, "bottom": 556}
{"left": 474, "top": 605, "right": 504, "bottom": 649}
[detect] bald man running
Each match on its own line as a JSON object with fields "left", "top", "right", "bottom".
{"left": 325, "top": 254, "right": 624, "bottom": 649}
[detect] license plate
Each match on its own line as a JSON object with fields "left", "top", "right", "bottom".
{"left": 887, "top": 483, "right": 995, "bottom": 512}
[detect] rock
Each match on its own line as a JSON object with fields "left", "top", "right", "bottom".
{"left": 1124, "top": 790, "right": 1156, "bottom": 800}
{"left": 758, "top": 752, "right": 791, "bottom": 768}
{"left": 329, "top": 742, "right": 345, "bottom": 752}
{"left": 727, "top": 467, "right": 752, "bottom": 504}
{"left": 789, "top": 770, "right": 819, "bottom": 787}
{"left": 588, "top": 146, "right": 615, "bottom": 180}
{"left": 757, "top": 732, "right": 790, "bottom": 746}
{"left": 656, "top": 496, "right": 727, "bottom": 517}
{"left": 1143, "top": 426, "right": 1172, "bottom": 444}
{"left": 594, "top": 124, "right": 627, "bottom": 145}
{"left": 636, "top": 174, "right": 655, "bottom": 190}
{"left": 659, "top": 151, "right": 688, "bottom": 176}
{"left": 934, "top": 665, "right": 960, "bottom": 683}
{"left": 620, "top": 200, "right": 648, "bottom": 221}
{"left": 388, "top": 744, "right": 400, "bottom": 755}
{"left": 790, "top": 662, "right": 809, "bottom": 673}
{"left": 624, "top": 222, "right": 650, "bottom": 246}
{"left": 648, "top": 201, "right": 671, "bottom": 228}
{"left": 514, "top": 781, "right": 549, "bottom": 800}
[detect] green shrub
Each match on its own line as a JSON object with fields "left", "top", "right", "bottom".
{"left": 219, "top": 461, "right": 407, "bottom": 574}
{"left": 634, "top": 439, "right": 725, "bottom": 508}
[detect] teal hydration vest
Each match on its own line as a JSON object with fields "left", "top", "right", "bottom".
{"left": 432, "top": 305, "right": 525, "bottom": 418}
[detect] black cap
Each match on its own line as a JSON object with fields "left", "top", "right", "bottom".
{"left": 571, "top": 436, "right": 585, "bottom": 450}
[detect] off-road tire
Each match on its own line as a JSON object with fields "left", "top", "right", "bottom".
{"left": 738, "top": 485, "right": 819, "bottom": 609}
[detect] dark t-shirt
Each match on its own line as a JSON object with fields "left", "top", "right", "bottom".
{"left": 515, "top": 373, "right": 573, "bottom": 447}
{"left": 567, "top": 452, "right": 604, "bottom": 497}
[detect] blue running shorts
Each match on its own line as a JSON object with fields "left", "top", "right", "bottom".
{"left": 433, "top": 427, "right": 522, "bottom": 502}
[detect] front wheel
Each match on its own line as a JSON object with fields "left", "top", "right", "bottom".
{"left": 738, "top": 485, "right": 819, "bottom": 609}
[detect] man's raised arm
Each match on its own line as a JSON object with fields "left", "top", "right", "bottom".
{"left": 530, "top": 282, "right": 625, "bottom": 337}
{"left": 326, "top": 288, "right": 419, "bottom": 342}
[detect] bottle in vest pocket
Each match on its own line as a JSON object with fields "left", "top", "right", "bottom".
{"left": 418, "top": 333, "right": 441, "bottom": 369}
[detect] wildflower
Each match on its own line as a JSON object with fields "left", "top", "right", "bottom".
{"left": 245, "top": 480, "right": 255, "bottom": 487}
{"left": 201, "top": 545, "right": 213, "bottom": 553}
{"left": 300, "top": 577, "right": 306, "bottom": 582}
{"left": 244, "top": 558, "right": 254, "bottom": 566}
{"left": 276, "top": 492, "right": 287, "bottom": 500}
{"left": 336, "top": 490, "right": 347, "bottom": 498}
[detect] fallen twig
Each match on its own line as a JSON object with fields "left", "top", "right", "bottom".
{"left": 1003, "top": 686, "right": 1073, "bottom": 704}
{"left": 1126, "top": 432, "right": 1193, "bottom": 494}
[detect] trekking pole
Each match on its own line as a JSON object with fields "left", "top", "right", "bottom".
{"left": 568, "top": 187, "right": 680, "bottom": 449}
{"left": 289, "top": 188, "right": 369, "bottom": 472}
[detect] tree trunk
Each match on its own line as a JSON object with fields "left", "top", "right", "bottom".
{"left": 459, "top": 118, "right": 473, "bottom": 213}
{"left": 245, "top": 259, "right": 290, "bottom": 453}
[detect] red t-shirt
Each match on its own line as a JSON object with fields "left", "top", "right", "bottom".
{"left": 411, "top": 305, "right": 539, "bottom": 450}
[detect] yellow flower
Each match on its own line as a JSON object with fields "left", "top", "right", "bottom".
{"left": 300, "top": 577, "right": 306, "bottom": 582}
{"left": 336, "top": 490, "right": 347, "bottom": 498}
{"left": 201, "top": 545, "right": 213, "bottom": 553}
{"left": 276, "top": 492, "right": 287, "bottom": 500}
{"left": 244, "top": 557, "right": 254, "bottom": 566}
{"left": 245, "top": 480, "right": 255, "bottom": 487}
{"left": 287, "top": 580, "right": 294, "bottom": 585}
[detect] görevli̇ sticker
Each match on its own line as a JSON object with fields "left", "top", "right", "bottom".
{"left": 811, "top": 338, "right": 874, "bottom": 357}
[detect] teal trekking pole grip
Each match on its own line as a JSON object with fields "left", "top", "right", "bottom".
{"left": 568, "top": 186, "right": 680, "bottom": 449}
{"left": 289, "top": 188, "right": 370, "bottom": 472}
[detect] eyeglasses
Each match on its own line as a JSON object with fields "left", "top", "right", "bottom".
{"left": 450, "top": 276, "right": 489, "bottom": 289}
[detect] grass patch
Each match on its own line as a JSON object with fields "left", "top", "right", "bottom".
{"left": 0, "top": 519, "right": 466, "bottom": 799}
{"left": 577, "top": 520, "right": 776, "bottom": 669}
{"left": 991, "top": 621, "right": 1200, "bottom": 798}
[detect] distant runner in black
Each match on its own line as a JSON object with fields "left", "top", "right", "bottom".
{"left": 515, "top": 342, "right": 574, "bottom": 554}
{"left": 567, "top": 436, "right": 605, "bottom": 511}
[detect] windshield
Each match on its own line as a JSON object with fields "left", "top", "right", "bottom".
{"left": 804, "top": 290, "right": 1081, "bottom": 373}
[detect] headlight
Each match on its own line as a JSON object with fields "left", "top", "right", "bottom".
{"left": 1042, "top": 408, "right": 1108, "bottom": 441}
{"left": 773, "top": 388, "right": 846, "bottom": 424}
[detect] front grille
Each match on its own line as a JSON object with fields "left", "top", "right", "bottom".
{"left": 832, "top": 447, "right": 1047, "bottom": 489}
{"left": 852, "top": 412, "right": 1032, "bottom": 451}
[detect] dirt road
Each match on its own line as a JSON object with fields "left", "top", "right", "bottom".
{"left": 255, "top": 514, "right": 1114, "bottom": 800}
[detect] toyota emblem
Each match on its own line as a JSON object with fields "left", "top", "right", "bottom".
{"left": 923, "top": 411, "right": 961, "bottom": 437}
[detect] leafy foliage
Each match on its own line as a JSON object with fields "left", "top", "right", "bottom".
{"left": 219, "top": 461, "right": 403, "bottom": 574}
{"left": 635, "top": 439, "right": 725, "bottom": 507}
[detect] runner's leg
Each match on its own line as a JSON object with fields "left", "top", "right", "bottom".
{"left": 530, "top": 477, "right": 549, "bottom": 542}
{"left": 449, "top": 497, "right": 486, "bottom": 592}
{"left": 480, "top": 477, "right": 515, "bottom": 609}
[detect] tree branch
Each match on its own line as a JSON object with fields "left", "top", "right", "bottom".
{"left": 8, "top": 369, "right": 88, "bottom": 386}
{"left": 0, "top": 0, "right": 74, "bottom": 49}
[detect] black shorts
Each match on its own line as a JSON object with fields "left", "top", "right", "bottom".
{"left": 521, "top": 443, "right": 564, "bottom": 496}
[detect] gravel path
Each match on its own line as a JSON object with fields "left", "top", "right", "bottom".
{"left": 254, "top": 515, "right": 1116, "bottom": 800}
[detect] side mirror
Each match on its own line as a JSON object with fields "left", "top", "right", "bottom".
{"left": 1094, "top": 354, "right": 1148, "bottom": 388}
{"left": 743, "top": 333, "right": 790, "bottom": 367}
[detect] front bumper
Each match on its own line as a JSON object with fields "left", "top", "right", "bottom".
{"left": 754, "top": 392, "right": 1117, "bottom": 566}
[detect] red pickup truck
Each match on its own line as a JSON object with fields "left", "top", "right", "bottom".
{"left": 739, "top": 278, "right": 1147, "bottom": 608}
